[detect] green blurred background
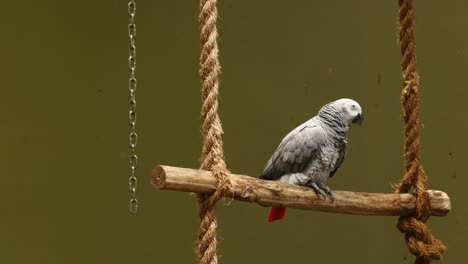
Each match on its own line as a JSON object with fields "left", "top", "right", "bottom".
{"left": 2, "top": 0, "right": 465, "bottom": 263}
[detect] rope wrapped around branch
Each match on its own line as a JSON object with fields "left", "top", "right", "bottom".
{"left": 395, "top": 0, "right": 445, "bottom": 263}
{"left": 196, "top": 0, "right": 232, "bottom": 263}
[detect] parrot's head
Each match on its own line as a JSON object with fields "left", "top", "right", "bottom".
{"left": 325, "top": 98, "right": 364, "bottom": 125}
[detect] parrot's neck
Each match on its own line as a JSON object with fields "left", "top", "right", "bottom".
{"left": 317, "top": 110, "right": 349, "bottom": 139}
{"left": 317, "top": 104, "right": 349, "bottom": 135}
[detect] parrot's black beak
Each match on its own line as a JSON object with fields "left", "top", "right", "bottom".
{"left": 352, "top": 112, "right": 364, "bottom": 125}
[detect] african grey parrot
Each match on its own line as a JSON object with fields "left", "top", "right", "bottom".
{"left": 260, "top": 98, "right": 363, "bottom": 222}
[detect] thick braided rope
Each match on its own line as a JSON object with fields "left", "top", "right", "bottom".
{"left": 395, "top": 0, "right": 445, "bottom": 263}
{"left": 196, "top": 0, "right": 232, "bottom": 263}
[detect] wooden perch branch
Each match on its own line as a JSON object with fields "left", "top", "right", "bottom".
{"left": 151, "top": 165, "right": 451, "bottom": 216}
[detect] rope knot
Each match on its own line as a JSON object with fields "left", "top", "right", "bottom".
{"left": 397, "top": 216, "right": 445, "bottom": 262}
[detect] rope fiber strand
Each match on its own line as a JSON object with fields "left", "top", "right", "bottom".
{"left": 196, "top": 0, "right": 232, "bottom": 263}
{"left": 395, "top": 0, "right": 445, "bottom": 263}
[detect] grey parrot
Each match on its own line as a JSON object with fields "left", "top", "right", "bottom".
{"left": 260, "top": 98, "right": 363, "bottom": 222}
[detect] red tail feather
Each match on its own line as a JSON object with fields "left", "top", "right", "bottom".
{"left": 268, "top": 207, "right": 287, "bottom": 222}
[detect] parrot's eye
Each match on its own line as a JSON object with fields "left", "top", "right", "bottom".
{"left": 351, "top": 105, "right": 356, "bottom": 110}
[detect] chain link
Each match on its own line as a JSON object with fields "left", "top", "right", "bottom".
{"left": 128, "top": 0, "right": 138, "bottom": 214}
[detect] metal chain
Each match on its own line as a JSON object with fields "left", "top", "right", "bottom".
{"left": 128, "top": 0, "right": 138, "bottom": 214}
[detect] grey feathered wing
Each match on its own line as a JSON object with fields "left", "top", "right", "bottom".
{"left": 328, "top": 143, "right": 347, "bottom": 178}
{"left": 260, "top": 123, "right": 326, "bottom": 180}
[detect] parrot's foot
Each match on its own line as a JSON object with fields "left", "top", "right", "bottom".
{"left": 306, "top": 182, "right": 327, "bottom": 200}
{"left": 317, "top": 182, "right": 335, "bottom": 202}
{"left": 307, "top": 182, "right": 335, "bottom": 202}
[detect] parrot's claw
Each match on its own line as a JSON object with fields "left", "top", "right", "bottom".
{"left": 306, "top": 182, "right": 335, "bottom": 202}
{"left": 318, "top": 190, "right": 327, "bottom": 200}
{"left": 325, "top": 190, "right": 335, "bottom": 202}
{"left": 307, "top": 182, "right": 327, "bottom": 200}
{"left": 317, "top": 182, "right": 335, "bottom": 202}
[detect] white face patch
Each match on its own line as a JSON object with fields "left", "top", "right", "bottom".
{"left": 330, "top": 98, "right": 362, "bottom": 124}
